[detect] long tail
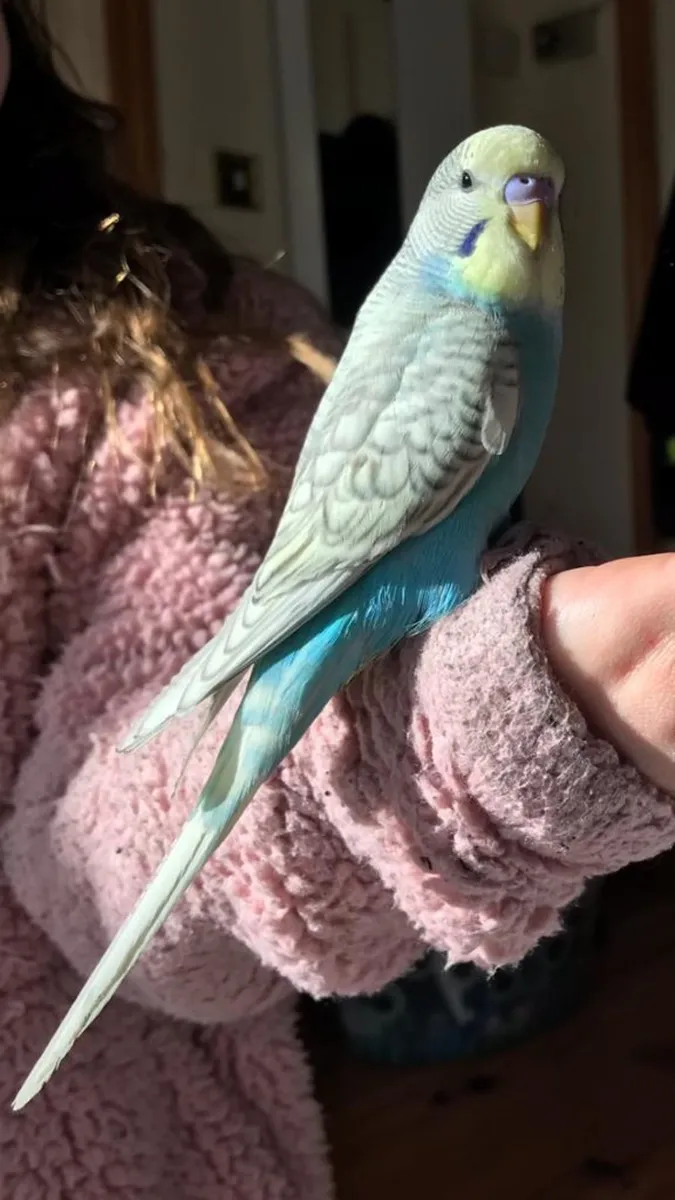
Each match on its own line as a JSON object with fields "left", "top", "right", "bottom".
{"left": 14, "top": 607, "right": 366, "bottom": 1110}
{"left": 12, "top": 708, "right": 269, "bottom": 1112}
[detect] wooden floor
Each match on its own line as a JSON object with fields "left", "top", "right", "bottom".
{"left": 308, "top": 855, "right": 675, "bottom": 1199}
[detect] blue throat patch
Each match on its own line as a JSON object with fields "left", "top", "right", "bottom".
{"left": 457, "top": 220, "right": 489, "bottom": 258}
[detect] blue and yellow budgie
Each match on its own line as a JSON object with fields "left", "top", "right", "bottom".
{"left": 14, "top": 123, "right": 565, "bottom": 1109}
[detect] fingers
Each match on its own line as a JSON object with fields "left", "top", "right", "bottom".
{"left": 541, "top": 554, "right": 675, "bottom": 795}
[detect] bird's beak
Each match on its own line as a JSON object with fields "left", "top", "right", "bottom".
{"left": 508, "top": 200, "right": 549, "bottom": 252}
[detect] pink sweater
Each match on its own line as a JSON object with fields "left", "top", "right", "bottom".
{"left": 1, "top": 262, "right": 674, "bottom": 1198}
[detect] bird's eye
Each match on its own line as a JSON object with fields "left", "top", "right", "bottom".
{"left": 460, "top": 171, "right": 474, "bottom": 190}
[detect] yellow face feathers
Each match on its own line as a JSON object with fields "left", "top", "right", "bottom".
{"left": 456, "top": 125, "right": 565, "bottom": 195}
{"left": 408, "top": 124, "right": 565, "bottom": 310}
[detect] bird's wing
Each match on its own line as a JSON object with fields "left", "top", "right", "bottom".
{"left": 121, "top": 303, "right": 520, "bottom": 751}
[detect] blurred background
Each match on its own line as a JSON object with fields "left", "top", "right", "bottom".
{"left": 44, "top": 0, "right": 669, "bottom": 563}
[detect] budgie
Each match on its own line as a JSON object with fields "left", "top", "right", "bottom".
{"left": 13, "top": 123, "right": 565, "bottom": 1110}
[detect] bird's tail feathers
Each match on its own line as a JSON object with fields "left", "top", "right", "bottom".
{"left": 13, "top": 712, "right": 270, "bottom": 1112}
{"left": 168, "top": 682, "right": 239, "bottom": 802}
{"left": 118, "top": 664, "right": 245, "bottom": 757}
{"left": 12, "top": 807, "right": 227, "bottom": 1111}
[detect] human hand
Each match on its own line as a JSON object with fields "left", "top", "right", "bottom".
{"left": 542, "top": 554, "right": 675, "bottom": 794}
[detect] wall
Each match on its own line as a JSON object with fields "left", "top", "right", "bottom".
{"left": 310, "top": 0, "right": 395, "bottom": 133}
{"left": 473, "top": 0, "right": 633, "bottom": 556}
{"left": 393, "top": 0, "right": 474, "bottom": 225}
{"left": 152, "top": 0, "right": 287, "bottom": 265}
{"left": 43, "top": 0, "right": 289, "bottom": 267}
{"left": 43, "top": 0, "right": 109, "bottom": 100}
{"left": 310, "top": 0, "right": 474, "bottom": 224}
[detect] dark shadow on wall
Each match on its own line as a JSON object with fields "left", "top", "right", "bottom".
{"left": 319, "top": 113, "right": 403, "bottom": 330}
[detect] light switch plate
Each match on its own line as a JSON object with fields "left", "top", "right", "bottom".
{"left": 215, "top": 150, "right": 260, "bottom": 211}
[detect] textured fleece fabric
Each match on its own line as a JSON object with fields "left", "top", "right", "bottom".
{"left": 1, "top": 261, "right": 673, "bottom": 1198}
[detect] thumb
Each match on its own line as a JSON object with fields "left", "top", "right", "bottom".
{"left": 542, "top": 554, "right": 675, "bottom": 793}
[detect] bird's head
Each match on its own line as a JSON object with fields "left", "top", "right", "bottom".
{"left": 407, "top": 124, "right": 565, "bottom": 312}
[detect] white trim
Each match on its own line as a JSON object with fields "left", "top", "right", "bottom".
{"left": 270, "top": 0, "right": 328, "bottom": 302}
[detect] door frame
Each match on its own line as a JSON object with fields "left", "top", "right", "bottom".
{"left": 103, "top": 0, "right": 161, "bottom": 195}
{"left": 105, "top": 0, "right": 660, "bottom": 552}
{"left": 270, "top": 0, "right": 328, "bottom": 303}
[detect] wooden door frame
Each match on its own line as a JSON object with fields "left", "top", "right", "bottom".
{"left": 105, "top": 0, "right": 661, "bottom": 552}
{"left": 103, "top": 0, "right": 161, "bottom": 195}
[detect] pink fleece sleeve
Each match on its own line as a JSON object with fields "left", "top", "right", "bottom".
{"left": 217, "top": 523, "right": 675, "bottom": 978}
{"left": 8, "top": 516, "right": 675, "bottom": 1026}
{"left": 0, "top": 390, "right": 329, "bottom": 1195}
{"left": 315, "top": 525, "right": 675, "bottom": 968}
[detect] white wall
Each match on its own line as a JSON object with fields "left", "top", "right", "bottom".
{"left": 43, "top": 0, "right": 110, "bottom": 100}
{"left": 393, "top": 0, "right": 474, "bottom": 226}
{"left": 473, "top": 0, "right": 633, "bottom": 556}
{"left": 43, "top": 0, "right": 289, "bottom": 267}
{"left": 152, "top": 0, "right": 287, "bottom": 265}
{"left": 310, "top": 0, "right": 475, "bottom": 224}
{"left": 280, "top": 0, "right": 475, "bottom": 286}
{"left": 310, "top": 0, "right": 395, "bottom": 133}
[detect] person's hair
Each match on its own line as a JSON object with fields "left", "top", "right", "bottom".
{"left": 0, "top": 0, "right": 303, "bottom": 490}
